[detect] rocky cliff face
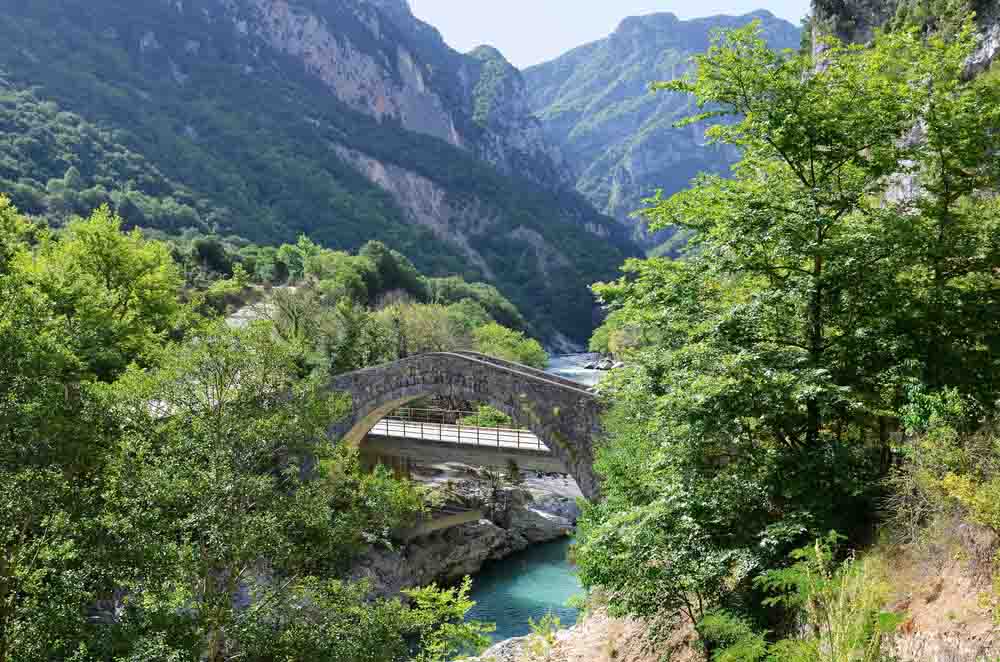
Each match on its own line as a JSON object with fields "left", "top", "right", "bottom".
{"left": 219, "top": 0, "right": 570, "bottom": 190}
{"left": 350, "top": 469, "right": 580, "bottom": 598}
{"left": 812, "top": 0, "right": 1000, "bottom": 73}
{"left": 524, "top": 11, "right": 801, "bottom": 249}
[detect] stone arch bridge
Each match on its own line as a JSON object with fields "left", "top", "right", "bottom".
{"left": 327, "top": 352, "right": 603, "bottom": 499}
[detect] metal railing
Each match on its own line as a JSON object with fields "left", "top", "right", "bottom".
{"left": 368, "top": 407, "right": 547, "bottom": 452}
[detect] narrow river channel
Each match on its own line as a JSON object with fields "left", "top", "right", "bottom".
{"left": 466, "top": 537, "right": 580, "bottom": 641}
{"left": 465, "top": 354, "right": 604, "bottom": 641}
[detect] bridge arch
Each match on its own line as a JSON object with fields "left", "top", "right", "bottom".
{"left": 326, "top": 352, "right": 603, "bottom": 499}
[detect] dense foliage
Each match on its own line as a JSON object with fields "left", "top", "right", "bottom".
{"left": 0, "top": 199, "right": 508, "bottom": 662}
{"left": 0, "top": 0, "right": 635, "bottom": 342}
{"left": 576, "top": 19, "right": 1000, "bottom": 658}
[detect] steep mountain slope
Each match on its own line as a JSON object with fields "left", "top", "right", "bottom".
{"left": 524, "top": 10, "right": 801, "bottom": 248}
{"left": 0, "top": 0, "right": 635, "bottom": 343}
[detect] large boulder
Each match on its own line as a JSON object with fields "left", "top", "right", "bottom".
{"left": 507, "top": 505, "right": 573, "bottom": 545}
{"left": 351, "top": 518, "right": 529, "bottom": 598}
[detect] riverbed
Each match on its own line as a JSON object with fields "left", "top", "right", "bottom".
{"left": 545, "top": 353, "right": 605, "bottom": 388}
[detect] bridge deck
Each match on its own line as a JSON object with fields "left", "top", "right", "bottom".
{"left": 368, "top": 418, "right": 549, "bottom": 452}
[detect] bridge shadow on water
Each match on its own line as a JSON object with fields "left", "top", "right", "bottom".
{"left": 464, "top": 537, "right": 581, "bottom": 642}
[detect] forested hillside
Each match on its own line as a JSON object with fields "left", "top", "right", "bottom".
{"left": 0, "top": 0, "right": 636, "bottom": 343}
{"left": 524, "top": 11, "right": 801, "bottom": 249}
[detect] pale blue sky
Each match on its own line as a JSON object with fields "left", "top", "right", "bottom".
{"left": 408, "top": 1, "right": 810, "bottom": 68}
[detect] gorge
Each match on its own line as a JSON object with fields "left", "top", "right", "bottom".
{"left": 5, "top": 0, "right": 1000, "bottom": 660}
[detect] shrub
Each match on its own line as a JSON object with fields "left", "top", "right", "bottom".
{"left": 458, "top": 405, "right": 513, "bottom": 428}
{"left": 473, "top": 323, "right": 547, "bottom": 368}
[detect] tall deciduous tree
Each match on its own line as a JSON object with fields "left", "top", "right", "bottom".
{"left": 577, "top": 19, "right": 1000, "bottom": 646}
{"left": 101, "top": 323, "right": 351, "bottom": 660}
{"left": 647, "top": 23, "right": 924, "bottom": 447}
{"left": 0, "top": 245, "right": 112, "bottom": 662}
{"left": 14, "top": 205, "right": 183, "bottom": 380}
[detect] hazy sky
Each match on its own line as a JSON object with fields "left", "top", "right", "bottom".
{"left": 408, "top": 1, "right": 810, "bottom": 69}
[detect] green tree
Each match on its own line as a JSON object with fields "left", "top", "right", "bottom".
{"left": 375, "top": 302, "right": 473, "bottom": 356}
{"left": 648, "top": 22, "right": 923, "bottom": 447}
{"left": 100, "top": 322, "right": 403, "bottom": 659}
{"left": 404, "top": 578, "right": 495, "bottom": 662}
{"left": 892, "top": 25, "right": 1000, "bottom": 399}
{"left": 360, "top": 240, "right": 430, "bottom": 302}
{"left": 0, "top": 275, "right": 111, "bottom": 662}
{"left": 13, "top": 205, "right": 184, "bottom": 380}
{"left": 307, "top": 250, "right": 378, "bottom": 305}
{"left": 0, "top": 194, "right": 34, "bottom": 273}
{"left": 577, "top": 19, "right": 1000, "bottom": 650}
{"left": 427, "top": 276, "right": 528, "bottom": 332}
{"left": 473, "top": 322, "right": 548, "bottom": 368}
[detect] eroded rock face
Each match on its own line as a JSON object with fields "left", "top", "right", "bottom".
{"left": 240, "top": 0, "right": 462, "bottom": 146}
{"left": 351, "top": 508, "right": 573, "bottom": 598}
{"left": 215, "top": 0, "right": 570, "bottom": 190}
{"left": 350, "top": 472, "right": 579, "bottom": 598}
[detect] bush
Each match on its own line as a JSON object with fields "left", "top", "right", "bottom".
{"left": 457, "top": 405, "right": 514, "bottom": 428}
{"left": 473, "top": 323, "right": 547, "bottom": 368}
{"left": 703, "top": 534, "right": 902, "bottom": 662}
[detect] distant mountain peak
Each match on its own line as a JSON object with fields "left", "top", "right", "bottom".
{"left": 524, "top": 10, "right": 801, "bottom": 249}
{"left": 615, "top": 12, "right": 679, "bottom": 35}
{"left": 363, "top": 0, "right": 412, "bottom": 17}
{"left": 468, "top": 45, "right": 512, "bottom": 65}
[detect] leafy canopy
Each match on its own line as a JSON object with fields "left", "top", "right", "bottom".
{"left": 576, "top": 18, "right": 1000, "bottom": 650}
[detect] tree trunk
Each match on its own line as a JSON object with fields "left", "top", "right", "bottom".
{"left": 0, "top": 555, "right": 12, "bottom": 662}
{"left": 807, "top": 239, "right": 824, "bottom": 446}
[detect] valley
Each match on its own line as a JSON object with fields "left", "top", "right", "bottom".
{"left": 3, "top": 1, "right": 1000, "bottom": 661}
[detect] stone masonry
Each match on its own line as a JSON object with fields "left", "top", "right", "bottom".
{"left": 327, "top": 352, "right": 603, "bottom": 499}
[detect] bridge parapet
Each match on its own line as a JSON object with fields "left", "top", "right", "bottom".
{"left": 448, "top": 351, "right": 590, "bottom": 390}
{"left": 327, "top": 352, "right": 603, "bottom": 499}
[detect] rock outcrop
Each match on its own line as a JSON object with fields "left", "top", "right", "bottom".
{"left": 350, "top": 468, "right": 579, "bottom": 598}
{"left": 812, "top": 0, "right": 1000, "bottom": 74}
{"left": 220, "top": 0, "right": 571, "bottom": 191}
{"left": 466, "top": 608, "right": 674, "bottom": 662}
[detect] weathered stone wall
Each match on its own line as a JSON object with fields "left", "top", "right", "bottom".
{"left": 327, "top": 352, "right": 603, "bottom": 499}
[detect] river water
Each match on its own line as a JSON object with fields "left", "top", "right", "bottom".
{"left": 544, "top": 353, "right": 604, "bottom": 388}
{"left": 466, "top": 537, "right": 580, "bottom": 641}
{"left": 466, "top": 354, "right": 604, "bottom": 642}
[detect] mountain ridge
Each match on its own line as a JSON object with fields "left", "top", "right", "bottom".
{"left": 524, "top": 10, "right": 802, "bottom": 248}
